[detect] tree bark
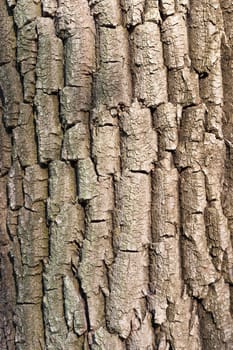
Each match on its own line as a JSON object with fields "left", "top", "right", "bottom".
{"left": 0, "top": 0, "right": 233, "bottom": 349}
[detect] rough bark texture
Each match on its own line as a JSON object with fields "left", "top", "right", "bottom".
{"left": 1, "top": 0, "right": 233, "bottom": 349}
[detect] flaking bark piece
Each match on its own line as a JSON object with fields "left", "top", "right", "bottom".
{"left": 56, "top": 0, "right": 95, "bottom": 39}
{"left": 114, "top": 172, "right": 151, "bottom": 251}
{"left": 23, "top": 165, "right": 48, "bottom": 209}
{"left": 121, "top": 0, "right": 145, "bottom": 26}
{"left": 35, "top": 91, "right": 62, "bottom": 164}
{"left": 181, "top": 169, "right": 219, "bottom": 298}
{"left": 8, "top": 160, "right": 23, "bottom": 211}
{"left": 15, "top": 304, "right": 45, "bottom": 349}
{"left": 159, "top": 0, "right": 175, "bottom": 16}
{"left": 175, "top": 104, "right": 206, "bottom": 170}
{"left": 95, "top": 26, "right": 132, "bottom": 107}
{"left": 89, "top": 0, "right": 121, "bottom": 27}
{"left": 144, "top": 0, "right": 160, "bottom": 23}
{"left": 155, "top": 102, "right": 178, "bottom": 151}
{"left": 152, "top": 153, "right": 179, "bottom": 240}
{"left": 0, "top": 113, "right": 11, "bottom": 176}
{"left": 91, "top": 327, "right": 125, "bottom": 350}
{"left": 168, "top": 67, "right": 200, "bottom": 106}
{"left": 42, "top": 0, "right": 57, "bottom": 16}
{"left": 92, "top": 124, "right": 120, "bottom": 176}
{"left": 107, "top": 250, "right": 148, "bottom": 338}
{"left": 14, "top": 0, "right": 41, "bottom": 29}
{"left": 126, "top": 313, "right": 156, "bottom": 350}
{"left": 161, "top": 13, "right": 189, "bottom": 70}
{"left": 60, "top": 87, "right": 90, "bottom": 126}
{"left": 62, "top": 123, "right": 90, "bottom": 161}
{"left": 63, "top": 274, "right": 87, "bottom": 336}
{"left": 17, "top": 22, "right": 37, "bottom": 75}
{"left": 43, "top": 202, "right": 84, "bottom": 348}
{"left": 0, "top": 0, "right": 16, "bottom": 64}
{"left": 13, "top": 104, "right": 37, "bottom": 167}
{"left": 17, "top": 22, "right": 37, "bottom": 102}
{"left": 76, "top": 158, "right": 98, "bottom": 201}
{"left": 120, "top": 100, "right": 157, "bottom": 172}
{"left": 189, "top": 0, "right": 223, "bottom": 74}
{"left": 36, "top": 17, "right": 63, "bottom": 93}
{"left": 17, "top": 203, "right": 48, "bottom": 268}
{"left": 0, "top": 64, "right": 22, "bottom": 128}
{"left": 47, "top": 161, "right": 76, "bottom": 220}
{"left": 200, "top": 59, "right": 223, "bottom": 106}
{"left": 64, "top": 31, "right": 95, "bottom": 88}
{"left": 132, "top": 22, "right": 167, "bottom": 107}
{"left": 78, "top": 220, "right": 113, "bottom": 328}
{"left": 87, "top": 176, "right": 114, "bottom": 221}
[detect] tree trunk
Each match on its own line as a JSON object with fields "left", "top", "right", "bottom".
{"left": 1, "top": 0, "right": 233, "bottom": 349}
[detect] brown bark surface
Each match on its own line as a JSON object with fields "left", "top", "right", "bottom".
{"left": 0, "top": 0, "right": 233, "bottom": 349}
